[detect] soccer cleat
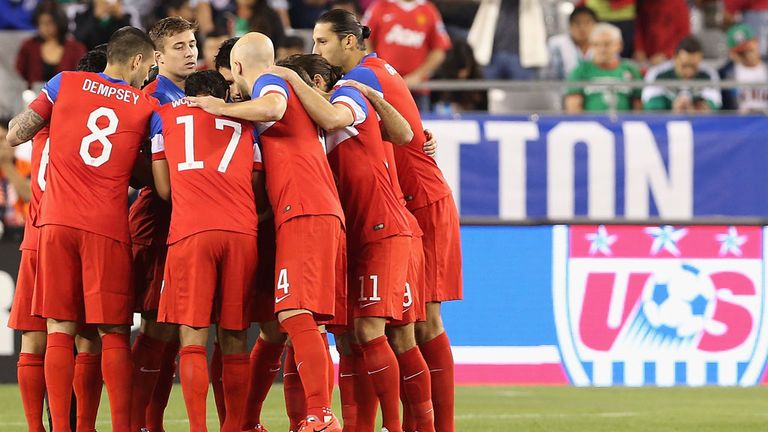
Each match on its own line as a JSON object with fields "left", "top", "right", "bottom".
{"left": 297, "top": 414, "right": 342, "bottom": 432}
{"left": 251, "top": 424, "right": 269, "bottom": 432}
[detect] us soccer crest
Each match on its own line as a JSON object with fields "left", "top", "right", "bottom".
{"left": 553, "top": 225, "right": 768, "bottom": 386}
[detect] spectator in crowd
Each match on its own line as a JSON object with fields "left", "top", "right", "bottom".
{"left": 565, "top": 22, "right": 642, "bottom": 113}
{"left": 161, "top": 0, "right": 197, "bottom": 23}
{"left": 288, "top": 0, "right": 330, "bottom": 29}
{"left": 634, "top": 0, "right": 690, "bottom": 68}
{"left": 276, "top": 35, "right": 306, "bottom": 60}
{"left": 724, "top": 0, "right": 768, "bottom": 58}
{"left": 585, "top": 0, "right": 636, "bottom": 59}
{"left": 643, "top": 36, "right": 722, "bottom": 112}
{"left": 230, "top": 0, "right": 285, "bottom": 45}
{"left": 546, "top": 5, "right": 597, "bottom": 80}
{"left": 74, "top": 0, "right": 133, "bottom": 50}
{"left": 0, "top": 0, "right": 36, "bottom": 30}
{"left": 721, "top": 23, "right": 768, "bottom": 112}
{"left": 200, "top": 30, "right": 230, "bottom": 70}
{"left": 468, "top": 0, "right": 548, "bottom": 80}
{"left": 431, "top": 36, "right": 487, "bottom": 113}
{"left": 0, "top": 123, "right": 30, "bottom": 230}
{"left": 330, "top": 0, "right": 362, "bottom": 18}
{"left": 363, "top": 0, "right": 452, "bottom": 110}
{"left": 16, "top": 1, "right": 87, "bottom": 89}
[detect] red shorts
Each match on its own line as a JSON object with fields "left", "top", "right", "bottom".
{"left": 132, "top": 242, "right": 167, "bottom": 313}
{"left": 34, "top": 225, "right": 133, "bottom": 325}
{"left": 350, "top": 235, "right": 410, "bottom": 321}
{"left": 8, "top": 249, "right": 46, "bottom": 331}
{"left": 413, "top": 194, "right": 463, "bottom": 302}
{"left": 389, "top": 235, "right": 426, "bottom": 326}
{"left": 274, "top": 215, "right": 346, "bottom": 323}
{"left": 158, "top": 230, "right": 257, "bottom": 331}
{"left": 251, "top": 221, "right": 277, "bottom": 324}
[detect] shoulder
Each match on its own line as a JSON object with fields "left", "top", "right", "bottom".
{"left": 645, "top": 61, "right": 674, "bottom": 81}
{"left": 621, "top": 60, "right": 642, "bottom": 75}
{"left": 697, "top": 63, "right": 720, "bottom": 81}
{"left": 254, "top": 73, "right": 290, "bottom": 98}
{"left": 341, "top": 65, "right": 383, "bottom": 91}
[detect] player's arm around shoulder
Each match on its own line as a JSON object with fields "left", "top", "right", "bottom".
{"left": 343, "top": 80, "right": 413, "bottom": 145}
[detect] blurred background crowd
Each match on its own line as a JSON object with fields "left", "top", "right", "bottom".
{"left": 0, "top": 0, "right": 765, "bottom": 228}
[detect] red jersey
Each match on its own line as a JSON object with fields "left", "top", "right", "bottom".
{"left": 151, "top": 100, "right": 260, "bottom": 244}
{"left": 362, "top": 0, "right": 452, "bottom": 77}
{"left": 338, "top": 54, "right": 452, "bottom": 211}
{"left": 32, "top": 71, "right": 157, "bottom": 244}
{"left": 252, "top": 74, "right": 344, "bottom": 228}
{"left": 19, "top": 126, "right": 49, "bottom": 251}
{"left": 129, "top": 75, "right": 184, "bottom": 246}
{"left": 326, "top": 86, "right": 411, "bottom": 248}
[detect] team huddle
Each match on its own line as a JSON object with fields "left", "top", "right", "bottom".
{"left": 6, "top": 8, "right": 461, "bottom": 432}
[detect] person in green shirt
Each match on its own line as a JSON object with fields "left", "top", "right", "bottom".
{"left": 642, "top": 36, "right": 722, "bottom": 112}
{"left": 565, "top": 22, "right": 642, "bottom": 113}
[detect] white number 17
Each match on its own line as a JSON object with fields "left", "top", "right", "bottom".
{"left": 176, "top": 115, "right": 242, "bottom": 173}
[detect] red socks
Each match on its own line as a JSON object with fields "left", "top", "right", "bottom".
{"left": 211, "top": 342, "right": 226, "bottom": 426}
{"left": 243, "top": 337, "right": 284, "bottom": 428}
{"left": 179, "top": 345, "right": 209, "bottom": 432}
{"left": 397, "top": 347, "right": 435, "bottom": 432}
{"left": 360, "top": 336, "right": 402, "bottom": 432}
{"left": 74, "top": 353, "right": 103, "bottom": 432}
{"left": 145, "top": 339, "right": 179, "bottom": 432}
{"left": 130, "top": 333, "right": 167, "bottom": 430}
{"left": 419, "top": 332, "right": 454, "bottom": 432}
{"left": 45, "top": 332, "right": 75, "bottom": 432}
{"left": 101, "top": 333, "right": 132, "bottom": 432}
{"left": 350, "top": 343, "right": 378, "bottom": 432}
{"left": 280, "top": 314, "right": 331, "bottom": 420}
{"left": 337, "top": 352, "right": 358, "bottom": 432}
{"left": 17, "top": 353, "right": 46, "bottom": 432}
{"left": 221, "top": 353, "right": 249, "bottom": 432}
{"left": 283, "top": 344, "right": 306, "bottom": 430}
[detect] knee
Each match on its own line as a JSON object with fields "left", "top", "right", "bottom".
{"left": 21, "top": 331, "right": 47, "bottom": 354}
{"left": 354, "top": 317, "right": 386, "bottom": 344}
{"left": 386, "top": 325, "right": 416, "bottom": 355}
{"left": 259, "top": 320, "right": 287, "bottom": 345}
{"left": 218, "top": 328, "right": 248, "bottom": 354}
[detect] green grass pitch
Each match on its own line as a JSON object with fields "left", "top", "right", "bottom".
{"left": 0, "top": 385, "right": 764, "bottom": 431}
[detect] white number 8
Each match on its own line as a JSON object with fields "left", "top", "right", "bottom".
{"left": 80, "top": 107, "right": 118, "bottom": 167}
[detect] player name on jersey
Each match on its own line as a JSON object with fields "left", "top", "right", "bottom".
{"left": 81, "top": 78, "right": 141, "bottom": 105}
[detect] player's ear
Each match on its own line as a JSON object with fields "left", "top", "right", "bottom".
{"left": 155, "top": 50, "right": 163, "bottom": 65}
{"left": 312, "top": 74, "right": 324, "bottom": 89}
{"left": 132, "top": 53, "right": 143, "bottom": 71}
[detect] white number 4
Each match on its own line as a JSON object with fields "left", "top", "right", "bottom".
{"left": 176, "top": 115, "right": 242, "bottom": 173}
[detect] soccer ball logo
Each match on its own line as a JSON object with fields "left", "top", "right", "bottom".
{"left": 640, "top": 264, "right": 716, "bottom": 339}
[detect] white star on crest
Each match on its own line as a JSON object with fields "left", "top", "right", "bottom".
{"left": 645, "top": 225, "right": 688, "bottom": 256}
{"left": 585, "top": 225, "right": 617, "bottom": 256}
{"left": 715, "top": 226, "right": 747, "bottom": 257}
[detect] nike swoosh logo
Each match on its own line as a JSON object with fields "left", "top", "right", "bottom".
{"left": 275, "top": 294, "right": 291, "bottom": 303}
{"left": 140, "top": 367, "right": 161, "bottom": 373}
{"left": 359, "top": 301, "right": 378, "bottom": 309}
{"left": 269, "top": 367, "right": 281, "bottom": 372}
{"left": 402, "top": 307, "right": 411, "bottom": 313}
{"left": 368, "top": 365, "right": 390, "bottom": 375}
{"left": 340, "top": 372, "right": 357, "bottom": 378}
{"left": 283, "top": 372, "right": 298, "bottom": 377}
{"left": 429, "top": 368, "right": 444, "bottom": 373}
{"left": 403, "top": 370, "right": 424, "bottom": 381}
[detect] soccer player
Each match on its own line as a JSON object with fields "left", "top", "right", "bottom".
{"left": 6, "top": 26, "right": 157, "bottom": 432}
{"left": 187, "top": 32, "right": 345, "bottom": 432}
{"left": 6, "top": 45, "right": 109, "bottom": 432}
{"left": 313, "top": 10, "right": 462, "bottom": 432}
{"left": 213, "top": 36, "right": 290, "bottom": 432}
{"left": 128, "top": 16, "right": 198, "bottom": 432}
{"left": 269, "top": 52, "right": 418, "bottom": 432}
{"left": 150, "top": 69, "right": 262, "bottom": 432}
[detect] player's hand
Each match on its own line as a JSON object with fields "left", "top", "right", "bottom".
{"left": 0, "top": 141, "right": 15, "bottom": 168}
{"left": 185, "top": 95, "right": 226, "bottom": 115}
{"left": 341, "top": 80, "right": 375, "bottom": 98}
{"left": 265, "top": 65, "right": 299, "bottom": 83}
{"left": 403, "top": 73, "right": 423, "bottom": 89}
{"left": 423, "top": 129, "right": 437, "bottom": 157}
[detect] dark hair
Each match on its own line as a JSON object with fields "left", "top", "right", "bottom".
{"left": 317, "top": 9, "right": 370, "bottom": 50}
{"left": 279, "top": 35, "right": 306, "bottom": 51}
{"left": 569, "top": 6, "right": 598, "bottom": 24}
{"left": 33, "top": 0, "right": 69, "bottom": 43}
{"left": 330, "top": 0, "right": 362, "bottom": 17}
{"left": 275, "top": 57, "right": 314, "bottom": 87}
{"left": 148, "top": 16, "right": 198, "bottom": 52}
{"left": 214, "top": 37, "right": 239, "bottom": 71}
{"left": 107, "top": 26, "right": 156, "bottom": 64}
{"left": 279, "top": 54, "right": 343, "bottom": 92}
{"left": 677, "top": 35, "right": 702, "bottom": 54}
{"left": 76, "top": 46, "right": 108, "bottom": 72}
{"left": 185, "top": 70, "right": 229, "bottom": 99}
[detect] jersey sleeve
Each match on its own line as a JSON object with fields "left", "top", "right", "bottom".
{"left": 149, "top": 112, "right": 166, "bottom": 160}
{"left": 330, "top": 86, "right": 369, "bottom": 127}
{"left": 41, "top": 72, "right": 64, "bottom": 104}
{"left": 252, "top": 74, "right": 290, "bottom": 101}
{"left": 28, "top": 91, "right": 53, "bottom": 121}
{"left": 427, "top": 4, "right": 452, "bottom": 51}
{"left": 338, "top": 66, "right": 384, "bottom": 96}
